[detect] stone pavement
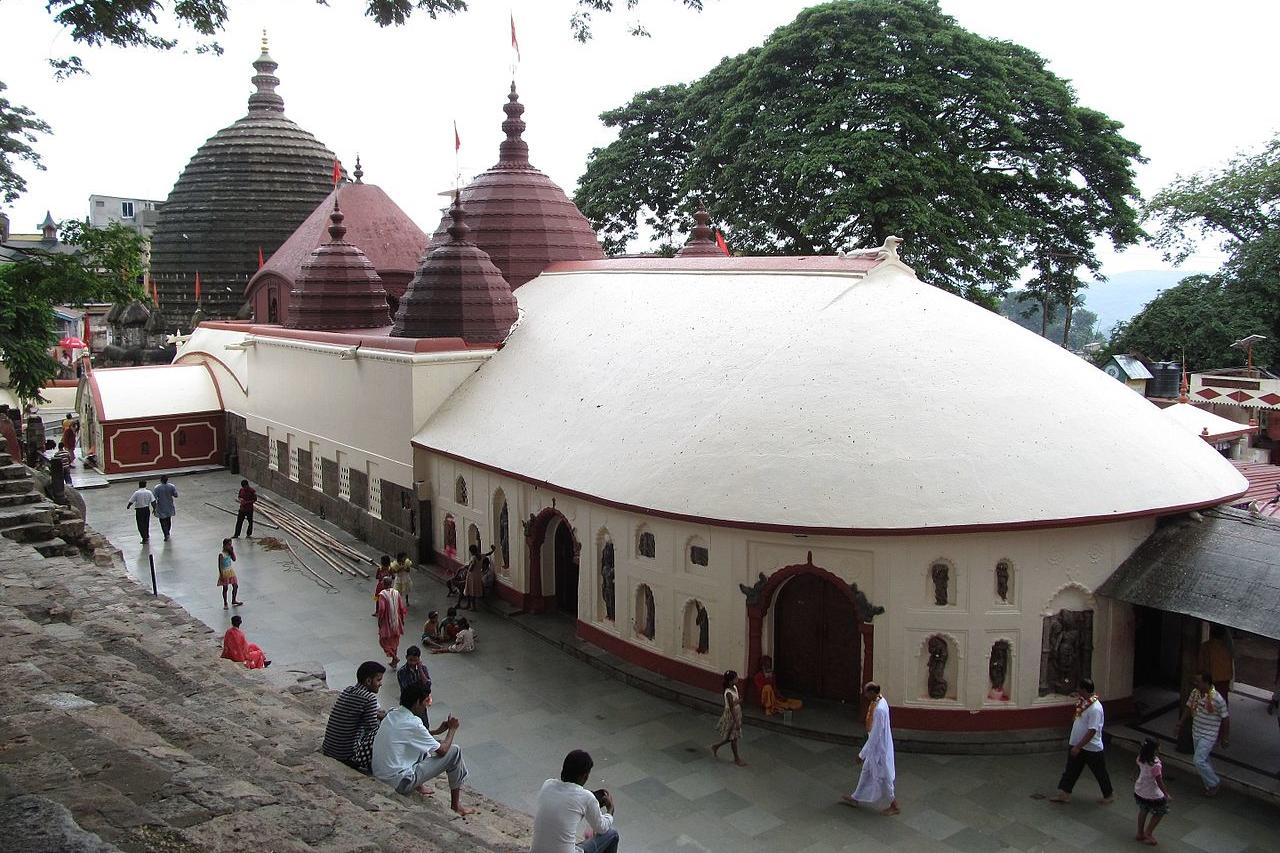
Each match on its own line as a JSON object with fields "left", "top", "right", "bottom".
{"left": 80, "top": 471, "right": 1280, "bottom": 852}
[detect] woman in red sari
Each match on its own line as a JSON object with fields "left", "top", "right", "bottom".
{"left": 375, "top": 575, "right": 408, "bottom": 669}
{"left": 221, "top": 615, "right": 270, "bottom": 669}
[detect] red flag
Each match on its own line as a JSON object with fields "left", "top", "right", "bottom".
{"left": 194, "top": 271, "right": 202, "bottom": 302}
{"left": 150, "top": 274, "right": 160, "bottom": 305}
{"left": 715, "top": 230, "right": 730, "bottom": 256}
{"left": 454, "top": 120, "right": 461, "bottom": 152}
{"left": 510, "top": 12, "right": 520, "bottom": 63}
{"left": 332, "top": 158, "right": 342, "bottom": 189}
{"left": 83, "top": 314, "right": 92, "bottom": 348}
{"left": 258, "top": 247, "right": 265, "bottom": 269}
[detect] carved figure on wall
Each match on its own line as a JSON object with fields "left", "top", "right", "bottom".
{"left": 738, "top": 572, "right": 768, "bottom": 606}
{"left": 443, "top": 514, "right": 457, "bottom": 559}
{"left": 1039, "top": 609, "right": 1094, "bottom": 696}
{"left": 849, "top": 583, "right": 885, "bottom": 622}
{"left": 522, "top": 512, "right": 537, "bottom": 540}
{"left": 600, "top": 541, "right": 616, "bottom": 620}
{"left": 927, "top": 636, "right": 949, "bottom": 699}
{"left": 498, "top": 502, "right": 510, "bottom": 569}
{"left": 931, "top": 562, "right": 949, "bottom": 606}
{"left": 695, "top": 602, "right": 709, "bottom": 654}
{"left": 988, "top": 640, "right": 1011, "bottom": 701}
{"left": 635, "top": 585, "right": 656, "bottom": 640}
{"left": 996, "top": 561, "right": 1010, "bottom": 602}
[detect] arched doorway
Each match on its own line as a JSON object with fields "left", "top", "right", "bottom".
{"left": 773, "top": 574, "right": 860, "bottom": 703}
{"left": 552, "top": 518, "right": 579, "bottom": 616}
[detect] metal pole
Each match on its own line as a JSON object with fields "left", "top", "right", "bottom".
{"left": 148, "top": 553, "right": 158, "bottom": 596}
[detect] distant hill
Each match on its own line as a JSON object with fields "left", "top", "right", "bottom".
{"left": 1080, "top": 270, "right": 1208, "bottom": 335}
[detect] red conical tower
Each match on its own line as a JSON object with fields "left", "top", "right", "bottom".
{"left": 394, "top": 198, "right": 518, "bottom": 345}
{"left": 286, "top": 199, "right": 392, "bottom": 330}
{"left": 429, "top": 82, "right": 603, "bottom": 288}
{"left": 675, "top": 204, "right": 724, "bottom": 258}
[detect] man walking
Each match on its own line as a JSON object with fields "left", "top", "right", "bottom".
{"left": 1049, "top": 678, "right": 1114, "bottom": 805}
{"left": 153, "top": 475, "right": 179, "bottom": 541}
{"left": 233, "top": 479, "right": 257, "bottom": 538}
{"left": 840, "top": 681, "right": 900, "bottom": 815}
{"left": 531, "top": 749, "right": 619, "bottom": 853}
{"left": 1175, "top": 671, "right": 1230, "bottom": 796}
{"left": 126, "top": 479, "right": 156, "bottom": 543}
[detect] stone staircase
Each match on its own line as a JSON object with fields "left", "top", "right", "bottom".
{"left": 0, "top": 436, "right": 81, "bottom": 558}
{"left": 0, "top": 533, "right": 533, "bottom": 852}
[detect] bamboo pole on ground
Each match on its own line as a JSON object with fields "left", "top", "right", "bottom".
{"left": 202, "top": 502, "right": 281, "bottom": 530}
{"left": 284, "top": 542, "right": 337, "bottom": 590}
{"left": 258, "top": 507, "right": 358, "bottom": 577}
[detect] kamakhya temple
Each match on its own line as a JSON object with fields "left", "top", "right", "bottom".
{"left": 78, "top": 42, "right": 1247, "bottom": 738}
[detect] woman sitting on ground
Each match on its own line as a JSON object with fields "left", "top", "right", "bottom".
{"left": 432, "top": 618, "right": 476, "bottom": 654}
{"left": 221, "top": 615, "right": 270, "bottom": 669}
{"left": 753, "top": 655, "right": 802, "bottom": 716}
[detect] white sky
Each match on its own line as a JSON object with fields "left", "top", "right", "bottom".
{"left": 2, "top": 0, "right": 1276, "bottom": 278}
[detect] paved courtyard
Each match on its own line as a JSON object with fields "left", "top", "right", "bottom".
{"left": 82, "top": 471, "right": 1278, "bottom": 852}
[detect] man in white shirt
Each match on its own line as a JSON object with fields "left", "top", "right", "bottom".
{"left": 531, "top": 749, "right": 619, "bottom": 853}
{"left": 125, "top": 479, "right": 156, "bottom": 544}
{"left": 1049, "top": 678, "right": 1114, "bottom": 804}
{"left": 371, "top": 682, "right": 470, "bottom": 815}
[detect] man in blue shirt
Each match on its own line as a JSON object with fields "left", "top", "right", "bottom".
{"left": 153, "top": 475, "right": 179, "bottom": 541}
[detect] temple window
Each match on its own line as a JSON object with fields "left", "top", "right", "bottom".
{"left": 636, "top": 526, "right": 655, "bottom": 559}
{"left": 682, "top": 600, "right": 709, "bottom": 654}
{"left": 634, "top": 584, "right": 656, "bottom": 640}
{"left": 455, "top": 475, "right": 468, "bottom": 506}
{"left": 598, "top": 530, "right": 616, "bottom": 621}
{"left": 443, "top": 513, "right": 457, "bottom": 558}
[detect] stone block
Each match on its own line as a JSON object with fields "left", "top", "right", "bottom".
{"left": 0, "top": 794, "right": 120, "bottom": 852}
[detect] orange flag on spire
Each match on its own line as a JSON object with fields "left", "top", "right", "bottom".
{"left": 194, "top": 271, "right": 202, "bottom": 301}
{"left": 715, "top": 230, "right": 730, "bottom": 256}
{"left": 454, "top": 120, "right": 461, "bottom": 152}
{"left": 258, "top": 247, "right": 265, "bottom": 269}
{"left": 511, "top": 12, "right": 521, "bottom": 64}
{"left": 332, "top": 158, "right": 342, "bottom": 189}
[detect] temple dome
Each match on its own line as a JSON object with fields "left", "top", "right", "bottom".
{"left": 149, "top": 36, "right": 342, "bottom": 330}
{"left": 429, "top": 83, "right": 603, "bottom": 288}
{"left": 245, "top": 159, "right": 428, "bottom": 324}
{"left": 393, "top": 199, "right": 517, "bottom": 345}
{"left": 286, "top": 201, "right": 392, "bottom": 331}
{"left": 675, "top": 204, "right": 726, "bottom": 258}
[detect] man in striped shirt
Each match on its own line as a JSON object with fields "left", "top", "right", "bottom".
{"left": 322, "top": 661, "right": 387, "bottom": 773}
{"left": 1175, "top": 671, "right": 1230, "bottom": 796}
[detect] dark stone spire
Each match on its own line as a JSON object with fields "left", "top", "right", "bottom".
{"left": 353, "top": 154, "right": 364, "bottom": 184}
{"left": 498, "top": 82, "right": 530, "bottom": 168}
{"left": 675, "top": 203, "right": 725, "bottom": 258}
{"left": 286, "top": 199, "right": 392, "bottom": 331}
{"left": 393, "top": 197, "right": 517, "bottom": 345}
{"left": 248, "top": 31, "right": 284, "bottom": 114}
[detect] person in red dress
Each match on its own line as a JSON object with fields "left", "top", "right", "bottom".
{"left": 375, "top": 576, "right": 408, "bottom": 669}
{"left": 221, "top": 615, "right": 270, "bottom": 669}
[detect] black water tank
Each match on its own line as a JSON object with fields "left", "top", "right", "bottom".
{"left": 1149, "top": 361, "right": 1181, "bottom": 398}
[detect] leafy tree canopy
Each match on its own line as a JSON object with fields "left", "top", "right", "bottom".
{"left": 0, "top": 82, "right": 51, "bottom": 205}
{"left": 0, "top": 220, "right": 145, "bottom": 402}
{"left": 999, "top": 290, "right": 1103, "bottom": 352}
{"left": 573, "top": 0, "right": 1145, "bottom": 304}
{"left": 1111, "top": 135, "right": 1280, "bottom": 371}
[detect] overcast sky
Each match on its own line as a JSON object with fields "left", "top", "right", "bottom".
{"left": 2, "top": 0, "right": 1277, "bottom": 278}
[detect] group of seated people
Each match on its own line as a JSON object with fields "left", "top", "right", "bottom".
{"left": 422, "top": 608, "right": 477, "bottom": 654}
{"left": 321, "top": 661, "right": 621, "bottom": 851}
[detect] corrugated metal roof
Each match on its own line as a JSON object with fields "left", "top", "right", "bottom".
{"left": 1097, "top": 506, "right": 1280, "bottom": 639}
{"left": 1112, "top": 354, "right": 1154, "bottom": 380}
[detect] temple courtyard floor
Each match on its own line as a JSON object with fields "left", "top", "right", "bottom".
{"left": 79, "top": 470, "right": 1279, "bottom": 853}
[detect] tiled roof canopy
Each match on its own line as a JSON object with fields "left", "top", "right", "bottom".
{"left": 394, "top": 199, "right": 517, "bottom": 345}
{"left": 149, "top": 37, "right": 341, "bottom": 329}
{"left": 429, "top": 83, "right": 603, "bottom": 288}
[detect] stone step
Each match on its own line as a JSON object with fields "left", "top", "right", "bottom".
{"left": 0, "top": 521, "right": 56, "bottom": 544}
{"left": 0, "top": 503, "right": 57, "bottom": 527}
{"left": 0, "top": 463, "right": 30, "bottom": 480}
{"left": 29, "top": 538, "right": 79, "bottom": 558}
{"left": 0, "top": 491, "right": 43, "bottom": 508}
{"left": 0, "top": 477, "right": 34, "bottom": 495}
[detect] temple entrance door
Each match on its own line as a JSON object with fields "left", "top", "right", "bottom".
{"left": 774, "top": 573, "right": 861, "bottom": 703}
{"left": 552, "top": 520, "right": 578, "bottom": 616}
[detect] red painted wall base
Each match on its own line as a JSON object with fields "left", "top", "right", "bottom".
{"left": 577, "top": 620, "right": 725, "bottom": 693}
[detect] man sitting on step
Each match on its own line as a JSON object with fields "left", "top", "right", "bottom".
{"left": 371, "top": 682, "right": 471, "bottom": 815}
{"left": 321, "top": 661, "right": 386, "bottom": 773}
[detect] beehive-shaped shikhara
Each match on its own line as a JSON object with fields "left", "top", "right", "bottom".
{"left": 287, "top": 201, "right": 392, "bottom": 331}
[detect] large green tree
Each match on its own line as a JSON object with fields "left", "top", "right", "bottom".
{"left": 1111, "top": 135, "right": 1280, "bottom": 370}
{"left": 0, "top": 82, "right": 50, "bottom": 205}
{"left": 574, "top": 0, "right": 1145, "bottom": 305}
{"left": 0, "top": 220, "right": 145, "bottom": 402}
{"left": 999, "top": 290, "right": 1104, "bottom": 351}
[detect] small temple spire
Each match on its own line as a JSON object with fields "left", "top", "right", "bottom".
{"left": 248, "top": 31, "right": 285, "bottom": 114}
{"left": 40, "top": 211, "right": 57, "bottom": 243}
{"left": 286, "top": 199, "right": 391, "bottom": 331}
{"left": 675, "top": 203, "right": 724, "bottom": 258}
{"left": 497, "top": 81, "right": 530, "bottom": 168}
{"left": 353, "top": 154, "right": 364, "bottom": 184}
{"left": 327, "top": 199, "right": 347, "bottom": 243}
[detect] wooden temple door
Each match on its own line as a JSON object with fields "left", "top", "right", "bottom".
{"left": 775, "top": 573, "right": 861, "bottom": 703}
{"left": 553, "top": 521, "right": 579, "bottom": 617}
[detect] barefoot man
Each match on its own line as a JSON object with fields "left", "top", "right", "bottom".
{"left": 841, "top": 682, "right": 900, "bottom": 816}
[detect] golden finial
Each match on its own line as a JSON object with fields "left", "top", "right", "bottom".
{"left": 261, "top": 30, "right": 269, "bottom": 53}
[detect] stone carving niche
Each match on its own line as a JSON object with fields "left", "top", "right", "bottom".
{"left": 987, "top": 640, "right": 1012, "bottom": 701}
{"left": 1039, "top": 609, "right": 1093, "bottom": 696}
{"left": 926, "top": 635, "right": 950, "bottom": 698}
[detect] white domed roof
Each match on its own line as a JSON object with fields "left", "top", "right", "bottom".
{"left": 414, "top": 258, "right": 1246, "bottom": 532}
